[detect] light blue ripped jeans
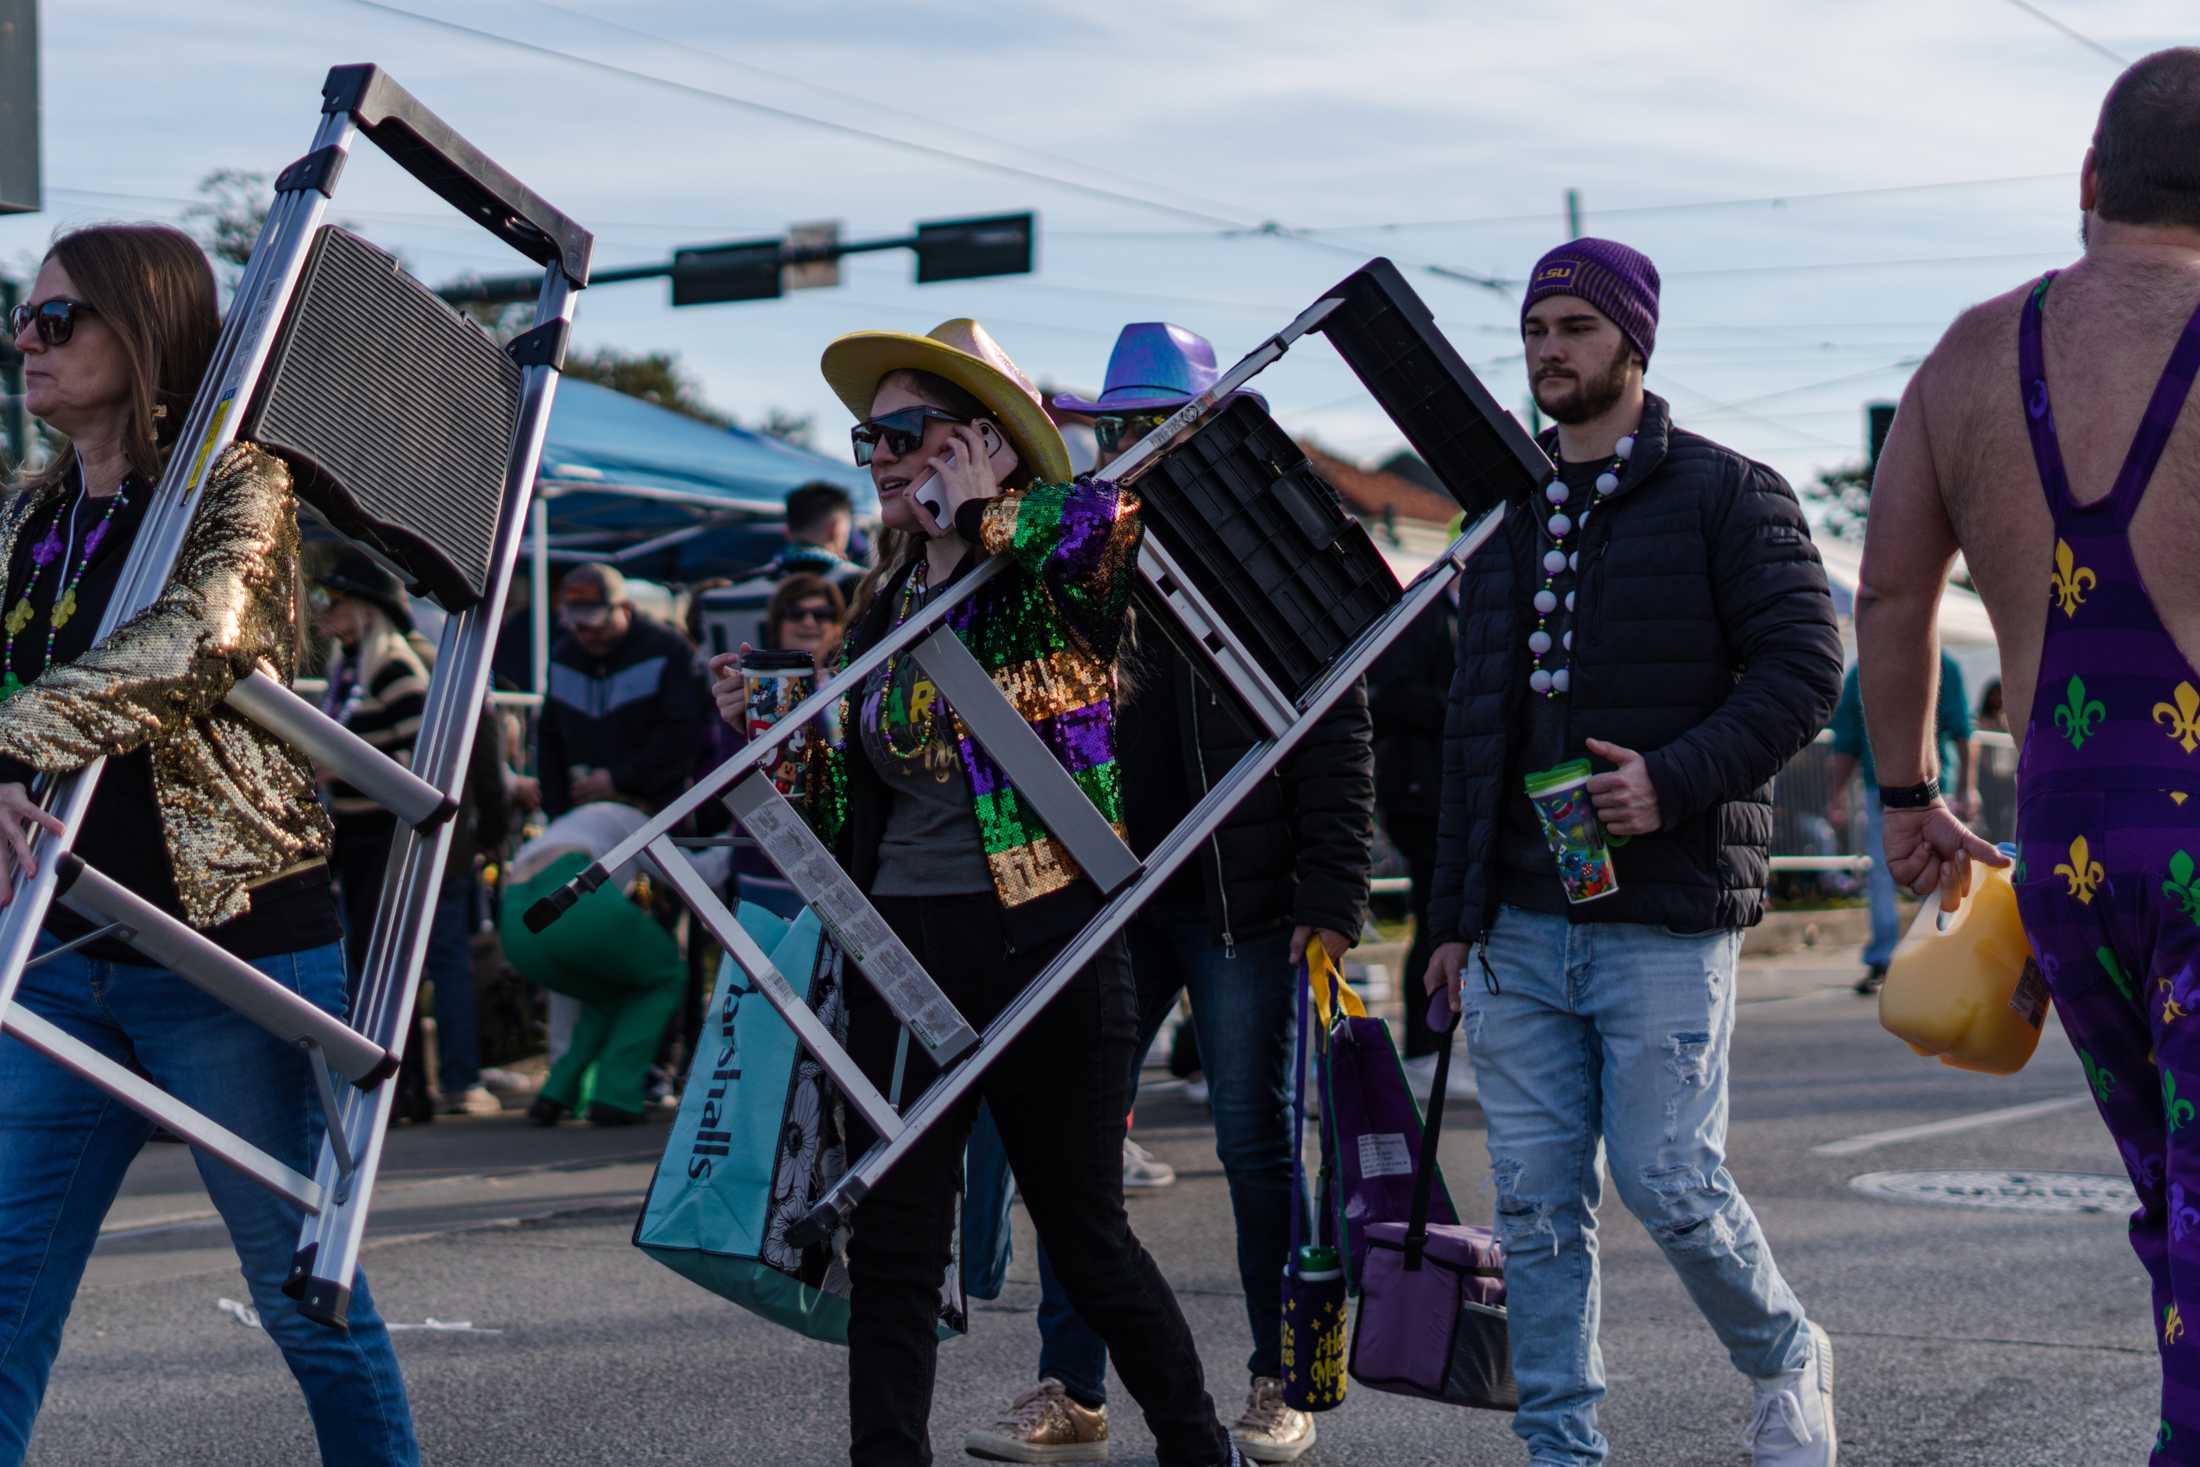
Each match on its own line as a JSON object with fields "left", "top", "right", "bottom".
{"left": 1463, "top": 906, "right": 1810, "bottom": 1466}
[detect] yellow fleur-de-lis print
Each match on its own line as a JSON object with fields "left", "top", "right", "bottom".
{"left": 2051, "top": 539, "right": 2097, "bottom": 617}
{"left": 2056, "top": 835, "right": 2106, "bottom": 905}
{"left": 2158, "top": 682, "right": 2200, "bottom": 755}
{"left": 2171, "top": 1302, "right": 2187, "bottom": 1345}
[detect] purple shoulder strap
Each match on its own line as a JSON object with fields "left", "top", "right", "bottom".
{"left": 2020, "top": 268, "right": 2200, "bottom": 524}
{"left": 2018, "top": 273, "right": 2076, "bottom": 518}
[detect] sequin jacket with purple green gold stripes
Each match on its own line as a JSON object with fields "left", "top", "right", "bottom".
{"left": 0, "top": 443, "right": 332, "bottom": 929}
{"left": 806, "top": 476, "right": 1141, "bottom": 911}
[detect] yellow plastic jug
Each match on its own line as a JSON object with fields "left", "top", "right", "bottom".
{"left": 1877, "top": 856, "right": 2048, "bottom": 1075}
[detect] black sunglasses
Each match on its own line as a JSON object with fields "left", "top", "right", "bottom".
{"left": 8, "top": 297, "right": 98, "bottom": 347}
{"left": 1093, "top": 411, "right": 1172, "bottom": 454}
{"left": 851, "top": 406, "right": 968, "bottom": 466}
{"left": 781, "top": 603, "right": 836, "bottom": 625}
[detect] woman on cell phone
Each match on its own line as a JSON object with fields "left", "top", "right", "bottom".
{"left": 709, "top": 318, "right": 1235, "bottom": 1467}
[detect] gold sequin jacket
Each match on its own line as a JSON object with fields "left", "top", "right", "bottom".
{"left": 807, "top": 478, "right": 1141, "bottom": 941}
{"left": 0, "top": 444, "right": 332, "bottom": 928}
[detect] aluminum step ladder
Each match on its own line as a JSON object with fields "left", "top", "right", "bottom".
{"left": 524, "top": 257, "right": 1547, "bottom": 1248}
{"left": 0, "top": 64, "right": 592, "bottom": 1329}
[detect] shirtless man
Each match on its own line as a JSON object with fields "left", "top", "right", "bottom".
{"left": 1858, "top": 48, "right": 2200, "bottom": 1461}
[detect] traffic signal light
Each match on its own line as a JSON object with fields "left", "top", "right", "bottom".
{"left": 1866, "top": 401, "right": 1897, "bottom": 473}
{"left": 914, "top": 213, "right": 1034, "bottom": 285}
{"left": 671, "top": 239, "right": 784, "bottom": 306}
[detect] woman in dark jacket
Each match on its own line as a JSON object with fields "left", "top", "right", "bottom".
{"left": 712, "top": 319, "right": 1233, "bottom": 1467}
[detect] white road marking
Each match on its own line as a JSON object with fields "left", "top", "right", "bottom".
{"left": 1811, "top": 1095, "right": 2092, "bottom": 1156}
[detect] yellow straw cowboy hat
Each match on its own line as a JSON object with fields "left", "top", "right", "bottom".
{"left": 821, "top": 318, "right": 1073, "bottom": 486}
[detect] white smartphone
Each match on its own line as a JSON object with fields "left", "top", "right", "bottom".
{"left": 913, "top": 419, "right": 1018, "bottom": 533}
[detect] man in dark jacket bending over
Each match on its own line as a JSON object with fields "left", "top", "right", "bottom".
{"left": 1422, "top": 241, "right": 1844, "bottom": 1467}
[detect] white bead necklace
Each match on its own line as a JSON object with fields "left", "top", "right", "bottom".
{"left": 1528, "top": 433, "right": 1634, "bottom": 697}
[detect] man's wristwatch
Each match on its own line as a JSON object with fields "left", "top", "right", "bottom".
{"left": 1878, "top": 777, "right": 1941, "bottom": 810}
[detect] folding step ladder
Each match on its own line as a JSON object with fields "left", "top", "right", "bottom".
{"left": 525, "top": 258, "right": 1546, "bottom": 1249}
{"left": 0, "top": 65, "right": 591, "bottom": 1327}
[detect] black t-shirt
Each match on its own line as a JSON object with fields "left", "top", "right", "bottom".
{"left": 1496, "top": 458, "right": 1608, "bottom": 917}
{"left": 0, "top": 476, "right": 339, "bottom": 962}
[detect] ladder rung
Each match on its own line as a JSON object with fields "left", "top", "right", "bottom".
{"left": 1, "top": 1007, "right": 323, "bottom": 1211}
{"left": 705, "top": 789, "right": 979, "bottom": 1066}
{"left": 58, "top": 857, "right": 396, "bottom": 1087}
{"left": 226, "top": 670, "right": 456, "bottom": 829}
{"left": 643, "top": 841, "right": 906, "bottom": 1146}
{"left": 909, "top": 627, "right": 1142, "bottom": 897}
{"left": 1135, "top": 539, "right": 1298, "bottom": 739}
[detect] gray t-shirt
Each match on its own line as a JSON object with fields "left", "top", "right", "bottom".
{"left": 860, "top": 586, "right": 994, "bottom": 897}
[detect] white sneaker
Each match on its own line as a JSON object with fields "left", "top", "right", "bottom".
{"left": 1122, "top": 1138, "right": 1176, "bottom": 1190}
{"left": 1745, "top": 1322, "right": 1836, "bottom": 1465}
{"left": 1231, "top": 1377, "right": 1314, "bottom": 1463}
{"left": 440, "top": 1084, "right": 503, "bottom": 1117}
{"left": 1403, "top": 1051, "right": 1478, "bottom": 1105}
{"left": 1183, "top": 1076, "right": 1210, "bottom": 1107}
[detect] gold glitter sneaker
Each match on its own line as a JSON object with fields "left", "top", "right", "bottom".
{"left": 1231, "top": 1378, "right": 1315, "bottom": 1463}
{"left": 963, "top": 1378, "right": 1109, "bottom": 1463}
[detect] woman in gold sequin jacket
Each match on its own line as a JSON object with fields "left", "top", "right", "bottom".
{"left": 708, "top": 319, "right": 1235, "bottom": 1467}
{"left": 0, "top": 225, "right": 418, "bottom": 1464}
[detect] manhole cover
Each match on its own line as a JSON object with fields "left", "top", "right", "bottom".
{"left": 1850, "top": 1169, "right": 2135, "bottom": 1215}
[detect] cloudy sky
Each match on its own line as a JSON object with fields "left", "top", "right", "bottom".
{"left": 2, "top": 0, "right": 2184, "bottom": 492}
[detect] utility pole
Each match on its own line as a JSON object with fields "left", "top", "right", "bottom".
{"left": 0, "top": 0, "right": 38, "bottom": 216}
{"left": 1564, "top": 188, "right": 1583, "bottom": 240}
{"left": 0, "top": 278, "right": 24, "bottom": 473}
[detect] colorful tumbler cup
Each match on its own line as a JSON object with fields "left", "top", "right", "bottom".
{"left": 742, "top": 649, "right": 816, "bottom": 799}
{"left": 1523, "top": 758, "right": 1620, "bottom": 904}
{"left": 1280, "top": 1244, "right": 1349, "bottom": 1412}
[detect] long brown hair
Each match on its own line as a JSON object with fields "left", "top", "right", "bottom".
{"left": 18, "top": 224, "right": 220, "bottom": 495}
{"left": 844, "top": 368, "right": 1039, "bottom": 630}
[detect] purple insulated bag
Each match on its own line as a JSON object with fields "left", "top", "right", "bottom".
{"left": 1310, "top": 951, "right": 1456, "bottom": 1284}
{"left": 1347, "top": 994, "right": 1519, "bottom": 1411}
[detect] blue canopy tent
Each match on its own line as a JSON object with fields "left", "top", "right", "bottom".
{"left": 511, "top": 379, "right": 875, "bottom": 692}
{"left": 533, "top": 379, "right": 874, "bottom": 580}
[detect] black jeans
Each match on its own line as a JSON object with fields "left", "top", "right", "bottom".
{"left": 1394, "top": 820, "right": 1442, "bottom": 1060}
{"left": 844, "top": 892, "right": 1230, "bottom": 1467}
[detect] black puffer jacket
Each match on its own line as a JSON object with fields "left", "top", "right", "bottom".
{"left": 1368, "top": 594, "right": 1456, "bottom": 841}
{"left": 1118, "top": 634, "right": 1374, "bottom": 944}
{"left": 1428, "top": 394, "right": 1841, "bottom": 941}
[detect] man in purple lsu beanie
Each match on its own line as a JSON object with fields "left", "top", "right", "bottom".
{"left": 1428, "top": 233, "right": 1843, "bottom": 1466}
{"left": 1519, "top": 235, "right": 1661, "bottom": 422}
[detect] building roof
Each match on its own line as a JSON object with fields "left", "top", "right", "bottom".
{"left": 1298, "top": 440, "right": 1461, "bottom": 527}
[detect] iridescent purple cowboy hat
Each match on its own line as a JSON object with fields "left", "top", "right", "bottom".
{"left": 1051, "top": 322, "right": 1266, "bottom": 417}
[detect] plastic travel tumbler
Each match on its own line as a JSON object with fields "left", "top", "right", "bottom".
{"left": 741, "top": 649, "right": 817, "bottom": 799}
{"left": 1523, "top": 758, "right": 1620, "bottom": 904}
{"left": 1280, "top": 1244, "right": 1349, "bottom": 1412}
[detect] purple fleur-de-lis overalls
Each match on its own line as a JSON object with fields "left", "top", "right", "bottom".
{"left": 2013, "top": 270, "right": 2200, "bottom": 1463}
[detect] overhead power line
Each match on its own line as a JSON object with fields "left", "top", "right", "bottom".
{"left": 327, "top": 0, "right": 1516, "bottom": 298}
{"left": 2000, "top": 0, "right": 2131, "bottom": 67}
{"left": 1053, "top": 173, "right": 2072, "bottom": 239}
{"left": 516, "top": 0, "right": 1262, "bottom": 229}
{"left": 333, "top": 0, "right": 1247, "bottom": 230}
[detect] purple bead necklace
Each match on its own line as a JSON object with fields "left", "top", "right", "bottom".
{"left": 1, "top": 468, "right": 129, "bottom": 700}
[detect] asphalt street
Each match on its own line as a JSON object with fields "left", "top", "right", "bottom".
{"left": 22, "top": 951, "right": 2162, "bottom": 1466}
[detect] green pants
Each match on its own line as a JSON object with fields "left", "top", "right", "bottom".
{"left": 502, "top": 853, "right": 686, "bottom": 1120}
{"left": 539, "top": 979, "right": 683, "bottom": 1118}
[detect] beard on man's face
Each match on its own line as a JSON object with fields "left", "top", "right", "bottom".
{"left": 1533, "top": 336, "right": 1635, "bottom": 426}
